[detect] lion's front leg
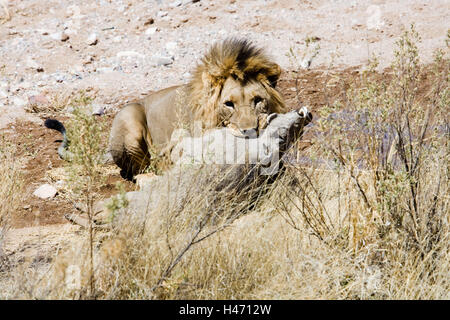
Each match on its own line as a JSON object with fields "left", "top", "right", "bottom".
{"left": 109, "top": 103, "right": 153, "bottom": 180}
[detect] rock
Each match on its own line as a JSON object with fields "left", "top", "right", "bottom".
{"left": 182, "top": 0, "right": 199, "bottom": 4}
{"left": 116, "top": 51, "right": 145, "bottom": 59}
{"left": 143, "top": 17, "right": 154, "bottom": 26}
{"left": 33, "top": 184, "right": 58, "bottom": 199}
{"left": 169, "top": 0, "right": 182, "bottom": 7}
{"left": 91, "top": 103, "right": 105, "bottom": 115}
{"left": 157, "top": 11, "right": 168, "bottom": 18}
{"left": 50, "top": 31, "right": 69, "bottom": 41}
{"left": 87, "top": 33, "right": 98, "bottom": 45}
{"left": 145, "top": 27, "right": 159, "bottom": 35}
{"left": 154, "top": 56, "right": 173, "bottom": 66}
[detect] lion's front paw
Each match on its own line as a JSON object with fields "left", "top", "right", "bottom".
{"left": 135, "top": 172, "right": 157, "bottom": 189}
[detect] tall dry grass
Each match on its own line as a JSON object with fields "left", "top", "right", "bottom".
{"left": 0, "top": 139, "right": 24, "bottom": 269}
{"left": 1, "top": 26, "right": 448, "bottom": 299}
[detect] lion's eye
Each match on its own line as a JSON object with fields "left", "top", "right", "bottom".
{"left": 253, "top": 96, "right": 263, "bottom": 105}
{"left": 224, "top": 101, "right": 234, "bottom": 109}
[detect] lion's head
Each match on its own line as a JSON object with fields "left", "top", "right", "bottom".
{"left": 187, "top": 38, "right": 287, "bottom": 136}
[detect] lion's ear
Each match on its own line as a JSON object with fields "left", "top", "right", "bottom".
{"left": 266, "top": 63, "right": 281, "bottom": 88}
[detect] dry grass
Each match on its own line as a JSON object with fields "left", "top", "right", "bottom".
{"left": 0, "top": 139, "right": 24, "bottom": 268}
{"left": 0, "top": 27, "right": 448, "bottom": 299}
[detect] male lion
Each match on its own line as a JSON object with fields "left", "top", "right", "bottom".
{"left": 46, "top": 38, "right": 287, "bottom": 179}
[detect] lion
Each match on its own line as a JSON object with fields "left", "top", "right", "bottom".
{"left": 46, "top": 38, "right": 287, "bottom": 179}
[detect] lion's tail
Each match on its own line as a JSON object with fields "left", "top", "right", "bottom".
{"left": 44, "top": 119, "right": 73, "bottom": 161}
{"left": 44, "top": 118, "right": 114, "bottom": 164}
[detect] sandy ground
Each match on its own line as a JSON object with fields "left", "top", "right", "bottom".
{"left": 0, "top": 0, "right": 448, "bottom": 293}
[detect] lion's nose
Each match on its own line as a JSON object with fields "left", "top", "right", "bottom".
{"left": 241, "top": 128, "right": 258, "bottom": 138}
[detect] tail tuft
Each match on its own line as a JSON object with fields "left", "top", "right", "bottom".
{"left": 44, "top": 118, "right": 71, "bottom": 160}
{"left": 44, "top": 119, "right": 66, "bottom": 134}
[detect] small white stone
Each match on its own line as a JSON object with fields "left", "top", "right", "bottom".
{"left": 116, "top": 51, "right": 145, "bottom": 59}
{"left": 87, "top": 33, "right": 98, "bottom": 45}
{"left": 169, "top": 0, "right": 182, "bottom": 7}
{"left": 145, "top": 27, "right": 158, "bottom": 35}
{"left": 33, "top": 184, "right": 58, "bottom": 199}
{"left": 91, "top": 103, "right": 105, "bottom": 115}
{"left": 50, "top": 31, "right": 69, "bottom": 41}
{"left": 154, "top": 56, "right": 173, "bottom": 66}
{"left": 157, "top": 11, "right": 168, "bottom": 18}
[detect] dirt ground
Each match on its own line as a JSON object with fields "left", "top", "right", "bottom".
{"left": 0, "top": 0, "right": 448, "bottom": 287}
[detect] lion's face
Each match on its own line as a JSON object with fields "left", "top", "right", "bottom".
{"left": 217, "top": 77, "right": 274, "bottom": 137}
{"left": 188, "top": 39, "right": 287, "bottom": 134}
